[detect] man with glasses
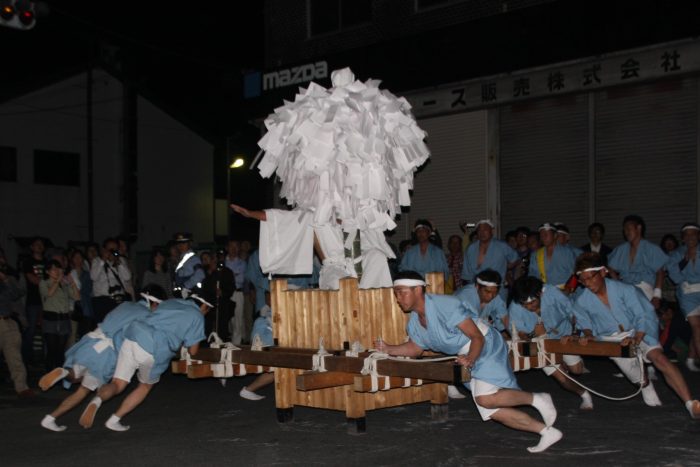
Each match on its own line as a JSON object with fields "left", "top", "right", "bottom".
{"left": 572, "top": 252, "right": 700, "bottom": 418}
{"left": 377, "top": 270, "right": 563, "bottom": 453}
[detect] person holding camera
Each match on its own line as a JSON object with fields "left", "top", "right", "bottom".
{"left": 90, "top": 238, "right": 132, "bottom": 323}
{"left": 40, "top": 260, "right": 80, "bottom": 371}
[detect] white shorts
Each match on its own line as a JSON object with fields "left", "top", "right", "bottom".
{"left": 542, "top": 354, "right": 583, "bottom": 376}
{"left": 471, "top": 378, "right": 502, "bottom": 421}
{"left": 687, "top": 306, "right": 700, "bottom": 318}
{"left": 113, "top": 339, "right": 159, "bottom": 385}
{"left": 610, "top": 340, "right": 662, "bottom": 366}
{"left": 72, "top": 364, "right": 101, "bottom": 391}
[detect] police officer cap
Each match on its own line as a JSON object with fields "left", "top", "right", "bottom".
{"left": 173, "top": 232, "right": 192, "bottom": 243}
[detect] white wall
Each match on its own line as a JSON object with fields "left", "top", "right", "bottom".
{"left": 0, "top": 69, "right": 214, "bottom": 267}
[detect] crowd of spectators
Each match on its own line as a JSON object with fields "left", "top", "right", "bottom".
{"left": 0, "top": 232, "right": 264, "bottom": 399}
{"left": 2, "top": 214, "right": 699, "bottom": 400}
{"left": 390, "top": 216, "right": 698, "bottom": 368}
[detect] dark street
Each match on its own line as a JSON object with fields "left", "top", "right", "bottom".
{"left": 2, "top": 358, "right": 700, "bottom": 467}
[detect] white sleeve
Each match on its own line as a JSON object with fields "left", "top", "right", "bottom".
{"left": 259, "top": 209, "right": 314, "bottom": 275}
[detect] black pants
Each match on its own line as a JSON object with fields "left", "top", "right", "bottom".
{"left": 43, "top": 333, "right": 68, "bottom": 372}
{"left": 92, "top": 296, "right": 120, "bottom": 324}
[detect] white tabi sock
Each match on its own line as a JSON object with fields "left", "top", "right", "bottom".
{"left": 527, "top": 426, "right": 563, "bottom": 453}
{"left": 41, "top": 415, "right": 67, "bottom": 432}
{"left": 79, "top": 396, "right": 103, "bottom": 428}
{"left": 686, "top": 358, "right": 700, "bottom": 372}
{"left": 641, "top": 382, "right": 662, "bottom": 407}
{"left": 239, "top": 387, "right": 265, "bottom": 401}
{"left": 39, "top": 368, "right": 70, "bottom": 391}
{"left": 579, "top": 390, "right": 593, "bottom": 410}
{"left": 531, "top": 392, "right": 557, "bottom": 427}
{"left": 686, "top": 400, "right": 700, "bottom": 419}
{"left": 647, "top": 366, "right": 658, "bottom": 381}
{"left": 447, "top": 385, "right": 466, "bottom": 399}
{"left": 105, "top": 414, "right": 130, "bottom": 432}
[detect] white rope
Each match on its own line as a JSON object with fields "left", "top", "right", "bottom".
{"left": 361, "top": 351, "right": 390, "bottom": 392}
{"left": 311, "top": 337, "right": 331, "bottom": 373}
{"left": 211, "top": 362, "right": 234, "bottom": 378}
{"left": 251, "top": 334, "right": 265, "bottom": 351}
{"left": 345, "top": 340, "right": 364, "bottom": 358}
{"left": 202, "top": 333, "right": 241, "bottom": 379}
{"left": 359, "top": 350, "right": 454, "bottom": 392}
{"left": 540, "top": 343, "right": 645, "bottom": 401}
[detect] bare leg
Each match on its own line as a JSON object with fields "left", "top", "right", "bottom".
{"left": 96, "top": 378, "right": 129, "bottom": 403}
{"left": 103, "top": 383, "right": 154, "bottom": 431}
{"left": 51, "top": 385, "right": 92, "bottom": 419}
{"left": 79, "top": 378, "right": 128, "bottom": 428}
{"left": 476, "top": 388, "right": 535, "bottom": 408}
{"left": 489, "top": 406, "right": 563, "bottom": 453}
{"left": 246, "top": 372, "right": 274, "bottom": 392}
{"left": 689, "top": 316, "right": 700, "bottom": 360}
{"left": 240, "top": 372, "right": 275, "bottom": 401}
{"left": 489, "top": 407, "right": 544, "bottom": 433}
{"left": 647, "top": 348, "right": 692, "bottom": 402}
{"left": 114, "top": 383, "right": 153, "bottom": 418}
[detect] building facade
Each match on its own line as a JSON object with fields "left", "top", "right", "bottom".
{"left": 0, "top": 69, "right": 214, "bottom": 266}
{"left": 244, "top": 0, "right": 700, "bottom": 246}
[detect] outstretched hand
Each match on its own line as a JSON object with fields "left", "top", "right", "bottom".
{"left": 230, "top": 204, "right": 252, "bottom": 218}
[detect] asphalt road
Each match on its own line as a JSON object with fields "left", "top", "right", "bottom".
{"left": 2, "top": 358, "right": 700, "bottom": 467}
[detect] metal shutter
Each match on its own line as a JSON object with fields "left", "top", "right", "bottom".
{"left": 392, "top": 111, "right": 488, "bottom": 244}
{"left": 500, "top": 94, "right": 590, "bottom": 244}
{"left": 595, "top": 78, "right": 697, "bottom": 244}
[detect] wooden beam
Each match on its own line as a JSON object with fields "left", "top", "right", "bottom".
{"left": 514, "top": 339, "right": 637, "bottom": 358}
{"left": 352, "top": 375, "right": 431, "bottom": 392}
{"left": 187, "top": 363, "right": 214, "bottom": 379}
{"left": 295, "top": 371, "right": 355, "bottom": 391}
{"left": 171, "top": 360, "right": 188, "bottom": 374}
{"left": 184, "top": 362, "right": 272, "bottom": 379}
{"left": 181, "top": 348, "right": 468, "bottom": 383}
{"left": 510, "top": 354, "right": 563, "bottom": 372}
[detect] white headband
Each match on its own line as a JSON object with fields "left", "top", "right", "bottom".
{"left": 522, "top": 296, "right": 538, "bottom": 304}
{"left": 538, "top": 223, "right": 556, "bottom": 231}
{"left": 476, "top": 219, "right": 494, "bottom": 228}
{"left": 140, "top": 293, "right": 163, "bottom": 304}
{"left": 393, "top": 279, "right": 427, "bottom": 287}
{"left": 682, "top": 225, "right": 700, "bottom": 232}
{"left": 190, "top": 294, "right": 214, "bottom": 308}
{"left": 476, "top": 277, "right": 499, "bottom": 288}
{"left": 413, "top": 224, "right": 432, "bottom": 232}
{"left": 576, "top": 266, "right": 606, "bottom": 276}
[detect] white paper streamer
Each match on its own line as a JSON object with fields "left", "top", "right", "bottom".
{"left": 256, "top": 67, "right": 430, "bottom": 232}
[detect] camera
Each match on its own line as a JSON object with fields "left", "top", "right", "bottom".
{"left": 110, "top": 250, "right": 120, "bottom": 258}
{"left": 459, "top": 221, "right": 476, "bottom": 232}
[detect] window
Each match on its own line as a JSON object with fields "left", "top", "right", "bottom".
{"left": 34, "top": 149, "right": 80, "bottom": 186}
{"left": 0, "top": 146, "right": 17, "bottom": 182}
{"left": 416, "top": 0, "right": 461, "bottom": 11}
{"left": 309, "top": 0, "right": 372, "bottom": 37}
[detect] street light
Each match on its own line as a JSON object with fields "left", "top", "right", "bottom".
{"left": 230, "top": 156, "right": 245, "bottom": 169}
